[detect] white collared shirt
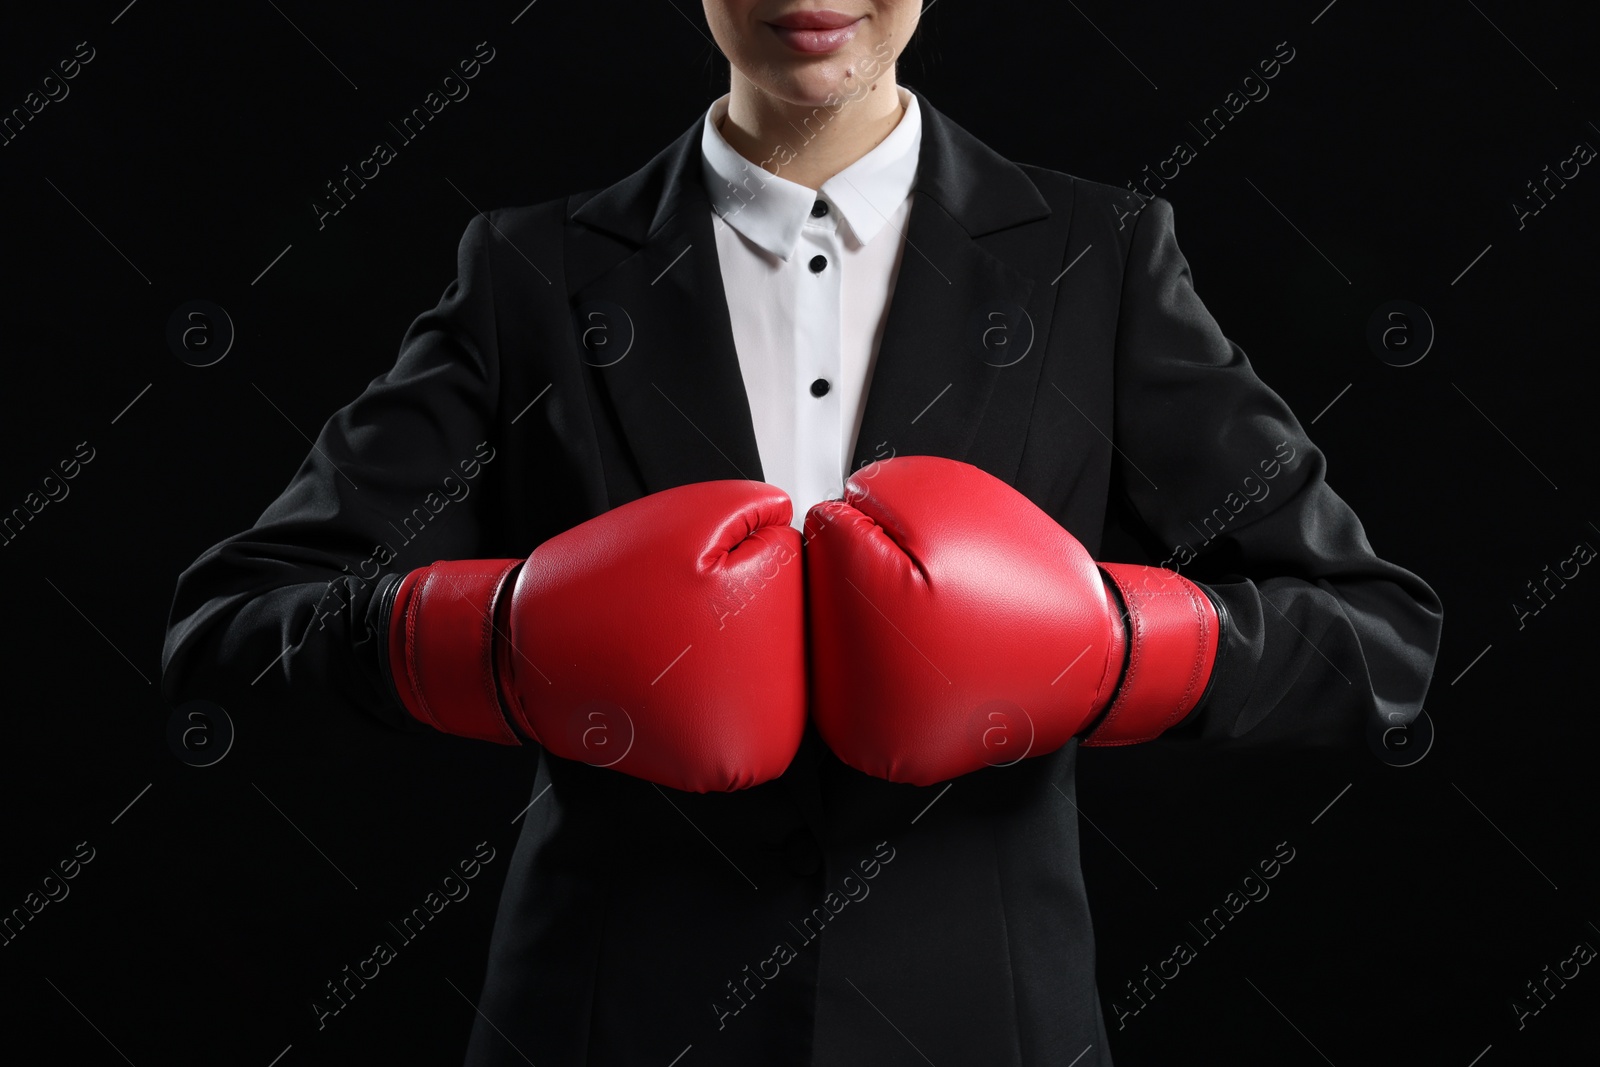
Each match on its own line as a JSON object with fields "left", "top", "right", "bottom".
{"left": 699, "top": 86, "right": 922, "bottom": 529}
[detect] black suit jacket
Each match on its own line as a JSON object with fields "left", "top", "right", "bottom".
{"left": 162, "top": 87, "right": 1443, "bottom": 1066}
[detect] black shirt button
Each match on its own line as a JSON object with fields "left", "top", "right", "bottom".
{"left": 811, "top": 199, "right": 829, "bottom": 218}
{"left": 809, "top": 254, "right": 828, "bottom": 273}
{"left": 810, "top": 378, "right": 831, "bottom": 398}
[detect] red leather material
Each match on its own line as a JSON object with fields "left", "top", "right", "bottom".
{"left": 491, "top": 566, "right": 533, "bottom": 744}
{"left": 803, "top": 456, "right": 1121, "bottom": 786}
{"left": 1082, "top": 562, "right": 1220, "bottom": 746}
{"left": 1095, "top": 574, "right": 1129, "bottom": 713}
{"left": 505, "top": 480, "right": 806, "bottom": 793}
{"left": 390, "top": 558, "right": 524, "bottom": 745}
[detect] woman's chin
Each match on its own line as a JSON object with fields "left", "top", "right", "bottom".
{"left": 758, "top": 66, "right": 878, "bottom": 110}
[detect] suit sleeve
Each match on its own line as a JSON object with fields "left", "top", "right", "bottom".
{"left": 160, "top": 212, "right": 507, "bottom": 732}
{"left": 1108, "top": 195, "right": 1443, "bottom": 750}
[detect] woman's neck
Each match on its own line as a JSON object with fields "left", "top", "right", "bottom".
{"left": 718, "top": 69, "right": 907, "bottom": 191}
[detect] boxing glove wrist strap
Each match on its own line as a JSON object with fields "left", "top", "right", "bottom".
{"left": 1079, "top": 563, "right": 1221, "bottom": 747}
{"left": 386, "top": 558, "right": 525, "bottom": 746}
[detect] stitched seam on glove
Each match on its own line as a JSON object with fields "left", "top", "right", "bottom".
{"left": 406, "top": 571, "right": 446, "bottom": 732}
{"left": 1160, "top": 583, "right": 1212, "bottom": 734}
{"left": 1097, "top": 584, "right": 1146, "bottom": 740}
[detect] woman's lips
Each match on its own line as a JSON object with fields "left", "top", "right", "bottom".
{"left": 767, "top": 17, "right": 863, "bottom": 54}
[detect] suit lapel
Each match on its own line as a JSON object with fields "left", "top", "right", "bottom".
{"left": 849, "top": 195, "right": 1042, "bottom": 477}
{"left": 849, "top": 90, "right": 1057, "bottom": 480}
{"left": 570, "top": 125, "right": 764, "bottom": 497}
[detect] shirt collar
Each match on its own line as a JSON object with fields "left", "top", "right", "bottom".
{"left": 699, "top": 86, "right": 922, "bottom": 260}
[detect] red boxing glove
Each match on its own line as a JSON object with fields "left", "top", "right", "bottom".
{"left": 386, "top": 481, "right": 806, "bottom": 793}
{"left": 803, "top": 456, "right": 1220, "bottom": 786}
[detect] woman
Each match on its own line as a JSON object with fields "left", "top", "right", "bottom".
{"left": 163, "top": 3, "right": 1443, "bottom": 1063}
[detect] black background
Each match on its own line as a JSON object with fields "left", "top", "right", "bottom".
{"left": 2, "top": 1, "right": 1596, "bottom": 1063}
